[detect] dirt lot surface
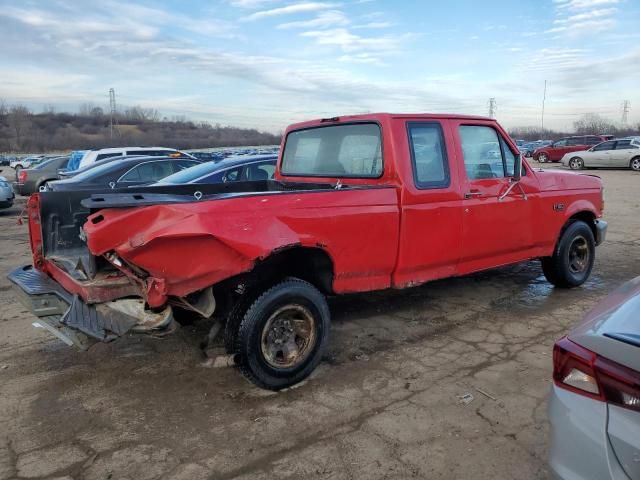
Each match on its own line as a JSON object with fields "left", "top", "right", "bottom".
{"left": 0, "top": 165, "right": 638, "bottom": 480}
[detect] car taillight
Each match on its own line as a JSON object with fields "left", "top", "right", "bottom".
{"left": 553, "top": 337, "right": 640, "bottom": 412}
{"left": 18, "top": 170, "right": 28, "bottom": 183}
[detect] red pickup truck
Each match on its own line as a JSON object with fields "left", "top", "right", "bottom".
{"left": 8, "top": 113, "right": 607, "bottom": 390}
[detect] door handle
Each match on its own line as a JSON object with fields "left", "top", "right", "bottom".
{"left": 464, "top": 191, "right": 483, "bottom": 199}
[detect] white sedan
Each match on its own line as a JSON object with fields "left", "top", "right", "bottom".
{"left": 561, "top": 138, "right": 640, "bottom": 171}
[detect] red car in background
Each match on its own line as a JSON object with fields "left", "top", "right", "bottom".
{"left": 534, "top": 135, "right": 610, "bottom": 163}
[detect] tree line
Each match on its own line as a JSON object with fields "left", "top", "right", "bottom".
{"left": 507, "top": 113, "right": 640, "bottom": 142}
{"left": 1, "top": 100, "right": 638, "bottom": 152}
{"left": 0, "top": 101, "right": 281, "bottom": 153}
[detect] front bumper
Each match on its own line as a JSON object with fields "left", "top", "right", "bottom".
{"left": 7, "top": 265, "right": 175, "bottom": 349}
{"left": 595, "top": 219, "right": 607, "bottom": 246}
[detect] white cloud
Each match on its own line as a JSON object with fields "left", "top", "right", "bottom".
{"left": 546, "top": 18, "right": 616, "bottom": 36}
{"left": 553, "top": 7, "right": 617, "bottom": 23}
{"left": 277, "top": 10, "right": 349, "bottom": 29}
{"left": 241, "top": 2, "right": 338, "bottom": 21}
{"left": 353, "top": 22, "right": 393, "bottom": 29}
{"left": 554, "top": 0, "right": 619, "bottom": 9}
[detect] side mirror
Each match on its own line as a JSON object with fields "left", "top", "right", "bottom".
{"left": 513, "top": 154, "right": 523, "bottom": 181}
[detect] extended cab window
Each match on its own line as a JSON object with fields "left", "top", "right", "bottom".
{"left": 553, "top": 139, "right": 568, "bottom": 147}
{"left": 459, "top": 126, "right": 517, "bottom": 180}
{"left": 407, "top": 122, "right": 449, "bottom": 188}
{"left": 282, "top": 123, "right": 382, "bottom": 177}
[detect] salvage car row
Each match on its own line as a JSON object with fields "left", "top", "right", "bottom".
{"left": 10, "top": 146, "right": 279, "bottom": 196}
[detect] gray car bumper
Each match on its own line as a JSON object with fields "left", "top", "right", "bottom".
{"left": 547, "top": 385, "right": 628, "bottom": 480}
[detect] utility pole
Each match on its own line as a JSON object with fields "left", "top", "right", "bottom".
{"left": 541, "top": 80, "right": 547, "bottom": 132}
{"left": 488, "top": 97, "right": 497, "bottom": 119}
{"left": 109, "top": 88, "right": 119, "bottom": 140}
{"left": 621, "top": 100, "right": 630, "bottom": 126}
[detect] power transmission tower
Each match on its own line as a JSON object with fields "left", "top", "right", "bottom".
{"left": 488, "top": 97, "right": 497, "bottom": 119}
{"left": 109, "top": 88, "right": 120, "bottom": 140}
{"left": 621, "top": 100, "right": 630, "bottom": 126}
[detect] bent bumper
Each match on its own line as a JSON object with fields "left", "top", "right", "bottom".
{"left": 7, "top": 265, "right": 175, "bottom": 349}
{"left": 595, "top": 219, "right": 607, "bottom": 246}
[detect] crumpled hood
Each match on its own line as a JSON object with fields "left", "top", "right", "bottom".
{"left": 535, "top": 169, "right": 602, "bottom": 192}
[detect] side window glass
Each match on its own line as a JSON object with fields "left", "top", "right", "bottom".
{"left": 407, "top": 122, "right": 449, "bottom": 188}
{"left": 119, "top": 166, "right": 142, "bottom": 182}
{"left": 554, "top": 140, "right": 568, "bottom": 147}
{"left": 500, "top": 137, "right": 518, "bottom": 177}
{"left": 615, "top": 140, "right": 631, "bottom": 150}
{"left": 593, "top": 141, "right": 615, "bottom": 151}
{"left": 223, "top": 167, "right": 242, "bottom": 182}
{"left": 459, "top": 126, "right": 505, "bottom": 179}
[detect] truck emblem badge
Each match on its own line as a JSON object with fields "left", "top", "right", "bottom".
{"left": 553, "top": 203, "right": 565, "bottom": 212}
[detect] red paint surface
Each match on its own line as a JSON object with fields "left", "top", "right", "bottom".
{"left": 32, "top": 113, "right": 605, "bottom": 306}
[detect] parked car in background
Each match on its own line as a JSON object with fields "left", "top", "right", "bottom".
{"left": 44, "top": 156, "right": 200, "bottom": 192}
{"left": 15, "top": 156, "right": 70, "bottom": 196}
{"left": 561, "top": 138, "right": 640, "bottom": 171}
{"left": 10, "top": 155, "right": 47, "bottom": 171}
{"left": 156, "top": 154, "right": 277, "bottom": 185}
{"left": 64, "top": 150, "right": 89, "bottom": 172}
{"left": 188, "top": 151, "right": 227, "bottom": 162}
{"left": 520, "top": 140, "right": 552, "bottom": 157}
{"left": 0, "top": 176, "right": 15, "bottom": 209}
{"left": 548, "top": 276, "right": 640, "bottom": 480}
{"left": 0, "top": 156, "right": 11, "bottom": 166}
{"left": 76, "top": 147, "right": 195, "bottom": 170}
{"left": 534, "top": 136, "right": 608, "bottom": 163}
{"left": 58, "top": 155, "right": 146, "bottom": 180}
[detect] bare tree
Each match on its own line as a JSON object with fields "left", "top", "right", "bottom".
{"left": 78, "top": 102, "right": 98, "bottom": 117}
{"left": 7, "top": 104, "right": 32, "bottom": 149}
{"left": 0, "top": 98, "right": 7, "bottom": 116}
{"left": 573, "top": 113, "right": 616, "bottom": 135}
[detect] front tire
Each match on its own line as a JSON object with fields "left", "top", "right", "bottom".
{"left": 537, "top": 153, "right": 548, "bottom": 163}
{"left": 233, "top": 278, "right": 330, "bottom": 390}
{"left": 568, "top": 157, "right": 584, "bottom": 170}
{"left": 631, "top": 157, "right": 640, "bottom": 172}
{"left": 542, "top": 220, "right": 595, "bottom": 288}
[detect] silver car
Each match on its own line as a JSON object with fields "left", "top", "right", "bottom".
{"left": 0, "top": 176, "right": 15, "bottom": 209}
{"left": 548, "top": 276, "right": 640, "bottom": 479}
{"left": 561, "top": 138, "right": 640, "bottom": 171}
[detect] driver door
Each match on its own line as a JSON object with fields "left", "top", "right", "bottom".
{"left": 454, "top": 123, "right": 537, "bottom": 274}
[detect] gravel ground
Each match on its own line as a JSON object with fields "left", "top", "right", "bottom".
{"left": 0, "top": 164, "right": 638, "bottom": 480}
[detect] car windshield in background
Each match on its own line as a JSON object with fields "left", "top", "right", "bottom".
{"left": 156, "top": 161, "right": 217, "bottom": 184}
{"left": 281, "top": 123, "right": 383, "bottom": 177}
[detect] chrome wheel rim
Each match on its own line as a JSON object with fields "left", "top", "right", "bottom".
{"left": 568, "top": 235, "right": 590, "bottom": 274}
{"left": 260, "top": 304, "right": 316, "bottom": 369}
{"left": 539, "top": 154, "right": 547, "bottom": 163}
{"left": 570, "top": 158, "right": 581, "bottom": 169}
{"left": 632, "top": 159, "right": 640, "bottom": 171}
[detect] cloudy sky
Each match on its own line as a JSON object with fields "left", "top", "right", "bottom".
{"left": 1, "top": 0, "right": 638, "bottom": 132}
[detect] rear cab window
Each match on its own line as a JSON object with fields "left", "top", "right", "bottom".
{"left": 281, "top": 123, "right": 382, "bottom": 177}
{"left": 407, "top": 122, "right": 449, "bottom": 188}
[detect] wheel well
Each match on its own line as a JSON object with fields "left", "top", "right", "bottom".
{"left": 245, "top": 247, "right": 335, "bottom": 294}
{"left": 568, "top": 211, "right": 596, "bottom": 239}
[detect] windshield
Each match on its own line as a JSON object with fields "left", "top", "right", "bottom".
{"left": 281, "top": 123, "right": 383, "bottom": 177}
{"left": 64, "top": 160, "right": 121, "bottom": 182}
{"left": 157, "top": 161, "right": 218, "bottom": 184}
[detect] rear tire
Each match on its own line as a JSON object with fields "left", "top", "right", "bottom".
{"left": 233, "top": 278, "right": 330, "bottom": 390}
{"left": 631, "top": 157, "right": 640, "bottom": 172}
{"left": 542, "top": 220, "right": 595, "bottom": 288}
{"left": 568, "top": 157, "right": 584, "bottom": 170}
